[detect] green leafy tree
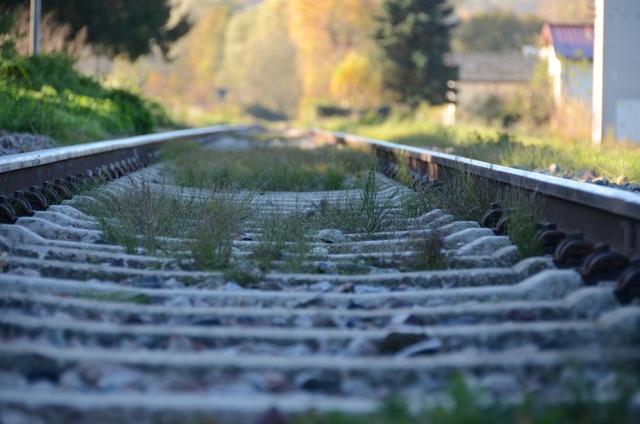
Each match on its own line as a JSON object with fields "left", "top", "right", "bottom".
{"left": 374, "top": 0, "right": 458, "bottom": 108}
{"left": 453, "top": 11, "right": 543, "bottom": 52}
{"left": 0, "top": 9, "right": 17, "bottom": 58}
{"left": 1, "top": 0, "right": 189, "bottom": 59}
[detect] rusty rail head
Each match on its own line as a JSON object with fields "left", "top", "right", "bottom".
{"left": 0, "top": 125, "right": 252, "bottom": 198}
{"left": 311, "top": 129, "right": 640, "bottom": 257}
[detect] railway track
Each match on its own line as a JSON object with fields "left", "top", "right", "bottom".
{"left": 0, "top": 126, "right": 639, "bottom": 423}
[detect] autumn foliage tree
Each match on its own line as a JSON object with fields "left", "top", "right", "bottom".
{"left": 181, "top": 5, "right": 231, "bottom": 105}
{"left": 374, "top": 0, "right": 458, "bottom": 108}
{"left": 330, "top": 50, "right": 382, "bottom": 109}
{"left": 286, "top": 0, "right": 380, "bottom": 101}
{"left": 218, "top": 0, "right": 300, "bottom": 118}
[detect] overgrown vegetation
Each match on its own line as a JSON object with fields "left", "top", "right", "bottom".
{"left": 418, "top": 167, "right": 497, "bottom": 223}
{"left": 77, "top": 143, "right": 453, "bottom": 276}
{"left": 0, "top": 12, "right": 171, "bottom": 145}
{"left": 75, "top": 178, "right": 253, "bottom": 270}
{"left": 252, "top": 208, "right": 313, "bottom": 272}
{"left": 408, "top": 231, "right": 447, "bottom": 271}
{"left": 167, "top": 140, "right": 370, "bottom": 192}
{"left": 407, "top": 163, "right": 543, "bottom": 258}
{"left": 325, "top": 114, "right": 640, "bottom": 184}
{"left": 500, "top": 189, "right": 544, "bottom": 258}
{"left": 310, "top": 162, "right": 401, "bottom": 235}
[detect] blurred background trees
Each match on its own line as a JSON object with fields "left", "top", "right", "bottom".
{"left": 1, "top": 0, "right": 189, "bottom": 59}
{"left": 452, "top": 10, "right": 543, "bottom": 52}
{"left": 374, "top": 0, "right": 458, "bottom": 109}
{"left": 0, "top": 0, "right": 593, "bottom": 126}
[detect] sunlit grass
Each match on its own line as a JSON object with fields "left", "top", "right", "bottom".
{"left": 166, "top": 141, "right": 370, "bottom": 192}
{"left": 324, "top": 115, "right": 640, "bottom": 183}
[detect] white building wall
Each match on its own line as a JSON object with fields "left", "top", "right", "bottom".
{"left": 546, "top": 49, "right": 563, "bottom": 105}
{"left": 592, "top": 0, "right": 640, "bottom": 143}
{"left": 563, "top": 61, "right": 592, "bottom": 106}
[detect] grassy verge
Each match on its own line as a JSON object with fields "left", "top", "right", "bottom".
{"left": 318, "top": 115, "right": 640, "bottom": 184}
{"left": 0, "top": 16, "right": 173, "bottom": 145}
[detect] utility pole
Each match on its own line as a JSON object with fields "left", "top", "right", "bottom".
{"left": 29, "top": 0, "right": 41, "bottom": 55}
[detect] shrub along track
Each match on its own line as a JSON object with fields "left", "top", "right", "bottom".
{"left": 0, "top": 127, "right": 639, "bottom": 423}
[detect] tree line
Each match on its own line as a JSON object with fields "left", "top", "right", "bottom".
{"left": 2, "top": 0, "right": 546, "bottom": 119}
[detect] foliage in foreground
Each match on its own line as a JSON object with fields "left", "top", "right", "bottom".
{"left": 0, "top": 53, "right": 163, "bottom": 144}
{"left": 296, "top": 375, "right": 637, "bottom": 424}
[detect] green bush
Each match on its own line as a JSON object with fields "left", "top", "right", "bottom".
{"left": 0, "top": 27, "right": 161, "bottom": 144}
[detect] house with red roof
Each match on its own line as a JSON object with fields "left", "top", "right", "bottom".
{"left": 541, "top": 23, "right": 594, "bottom": 106}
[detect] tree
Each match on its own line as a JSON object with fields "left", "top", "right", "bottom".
{"left": 453, "top": 11, "right": 543, "bottom": 52}
{"left": 1, "top": 0, "right": 189, "bottom": 59}
{"left": 330, "top": 50, "right": 382, "bottom": 108}
{"left": 374, "top": 0, "right": 458, "bottom": 108}
{"left": 218, "top": 0, "right": 301, "bottom": 118}
{"left": 286, "top": 0, "right": 379, "bottom": 100}
{"left": 181, "top": 5, "right": 231, "bottom": 104}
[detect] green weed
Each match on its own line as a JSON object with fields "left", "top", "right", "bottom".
{"left": 418, "top": 165, "right": 498, "bottom": 223}
{"left": 188, "top": 189, "right": 255, "bottom": 270}
{"left": 497, "top": 189, "right": 544, "bottom": 258}
{"left": 399, "top": 190, "right": 432, "bottom": 218}
{"left": 75, "top": 178, "right": 254, "bottom": 270}
{"left": 252, "top": 208, "right": 312, "bottom": 272}
{"left": 409, "top": 231, "right": 446, "bottom": 271}
{"left": 313, "top": 162, "right": 401, "bottom": 234}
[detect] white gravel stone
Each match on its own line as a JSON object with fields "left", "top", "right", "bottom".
{"left": 0, "top": 131, "right": 54, "bottom": 156}
{"left": 317, "top": 229, "right": 344, "bottom": 244}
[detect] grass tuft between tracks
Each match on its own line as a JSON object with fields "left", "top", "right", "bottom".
{"left": 165, "top": 140, "right": 370, "bottom": 192}
{"left": 75, "top": 177, "right": 254, "bottom": 270}
{"left": 413, "top": 164, "right": 543, "bottom": 258}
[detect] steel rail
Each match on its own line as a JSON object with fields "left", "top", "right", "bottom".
{"left": 312, "top": 129, "right": 640, "bottom": 257}
{"left": 0, "top": 125, "right": 251, "bottom": 200}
